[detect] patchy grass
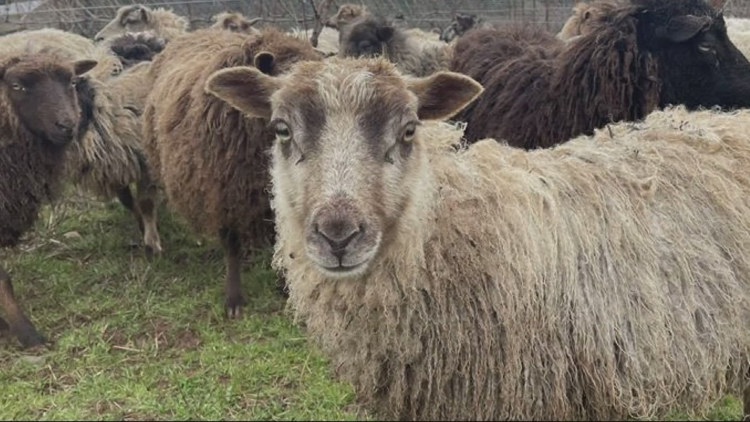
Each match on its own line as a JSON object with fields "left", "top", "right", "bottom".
{"left": 0, "top": 187, "right": 743, "bottom": 420}
{"left": 0, "top": 187, "right": 366, "bottom": 420}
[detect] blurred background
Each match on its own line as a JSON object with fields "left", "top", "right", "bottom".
{"left": 2, "top": 0, "right": 749, "bottom": 39}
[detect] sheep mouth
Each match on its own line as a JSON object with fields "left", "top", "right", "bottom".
{"left": 322, "top": 262, "right": 365, "bottom": 273}
{"left": 316, "top": 261, "right": 369, "bottom": 278}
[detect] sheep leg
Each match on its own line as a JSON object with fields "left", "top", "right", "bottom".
{"left": 116, "top": 186, "right": 145, "bottom": 234}
{"left": 219, "top": 227, "right": 246, "bottom": 319}
{"left": 0, "top": 266, "right": 45, "bottom": 348}
{"left": 743, "top": 379, "right": 750, "bottom": 421}
{"left": 136, "top": 172, "right": 162, "bottom": 259}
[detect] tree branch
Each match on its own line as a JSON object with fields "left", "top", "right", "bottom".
{"left": 309, "top": 0, "right": 335, "bottom": 48}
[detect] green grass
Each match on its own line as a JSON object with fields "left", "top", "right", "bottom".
{"left": 0, "top": 187, "right": 743, "bottom": 420}
{"left": 0, "top": 187, "right": 366, "bottom": 420}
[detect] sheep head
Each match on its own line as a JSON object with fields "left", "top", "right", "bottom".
{"left": 327, "top": 3, "right": 369, "bottom": 29}
{"left": 338, "top": 15, "right": 395, "bottom": 58}
{"left": 211, "top": 12, "right": 262, "bottom": 34}
{"left": 205, "top": 58, "right": 483, "bottom": 278}
{"left": 95, "top": 5, "right": 153, "bottom": 41}
{"left": 1, "top": 54, "right": 97, "bottom": 147}
{"left": 632, "top": 0, "right": 750, "bottom": 109}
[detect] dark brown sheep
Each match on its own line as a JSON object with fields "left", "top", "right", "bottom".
{"left": 451, "top": 0, "right": 750, "bottom": 149}
{"left": 142, "top": 28, "right": 321, "bottom": 317}
{"left": 338, "top": 14, "right": 452, "bottom": 77}
{"left": 0, "top": 53, "right": 97, "bottom": 348}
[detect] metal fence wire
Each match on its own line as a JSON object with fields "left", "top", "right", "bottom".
{"left": 1, "top": 0, "right": 749, "bottom": 39}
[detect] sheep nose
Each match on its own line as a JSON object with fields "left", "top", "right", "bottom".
{"left": 315, "top": 220, "right": 363, "bottom": 258}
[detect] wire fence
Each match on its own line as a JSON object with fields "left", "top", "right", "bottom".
{"left": 1, "top": 0, "right": 749, "bottom": 38}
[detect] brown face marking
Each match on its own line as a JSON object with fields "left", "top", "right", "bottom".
{"left": 275, "top": 80, "right": 326, "bottom": 160}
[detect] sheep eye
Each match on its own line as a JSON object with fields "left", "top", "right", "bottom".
{"left": 10, "top": 82, "right": 23, "bottom": 91}
{"left": 275, "top": 121, "right": 292, "bottom": 143}
{"left": 698, "top": 42, "right": 713, "bottom": 53}
{"left": 71, "top": 78, "right": 78, "bottom": 87}
{"left": 402, "top": 122, "right": 417, "bottom": 143}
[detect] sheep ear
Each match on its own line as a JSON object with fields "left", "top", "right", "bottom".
{"left": 408, "top": 71, "right": 484, "bottom": 121}
{"left": 137, "top": 6, "right": 149, "bottom": 23}
{"left": 656, "top": 15, "right": 712, "bottom": 42}
{"left": 253, "top": 51, "right": 275, "bottom": 75}
{"left": 73, "top": 60, "right": 98, "bottom": 76}
{"left": 205, "top": 66, "right": 280, "bottom": 119}
{"left": 247, "top": 17, "right": 262, "bottom": 26}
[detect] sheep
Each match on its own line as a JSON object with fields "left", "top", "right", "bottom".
{"left": 206, "top": 55, "right": 750, "bottom": 420}
{"left": 210, "top": 12, "right": 262, "bottom": 34}
{"left": 94, "top": 4, "right": 189, "bottom": 43}
{"left": 0, "top": 53, "right": 98, "bottom": 348}
{"left": 0, "top": 28, "right": 163, "bottom": 256}
{"left": 439, "top": 13, "right": 481, "bottom": 42}
{"left": 450, "top": 0, "right": 750, "bottom": 149}
{"left": 557, "top": 1, "right": 750, "bottom": 65}
{"left": 106, "top": 31, "right": 167, "bottom": 69}
{"left": 557, "top": 0, "right": 750, "bottom": 59}
{"left": 325, "top": 3, "right": 369, "bottom": 29}
{"left": 142, "top": 28, "right": 322, "bottom": 317}
{"left": 338, "top": 14, "right": 453, "bottom": 77}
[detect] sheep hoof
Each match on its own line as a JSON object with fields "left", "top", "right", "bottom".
{"left": 144, "top": 244, "right": 163, "bottom": 261}
{"left": 225, "top": 295, "right": 247, "bottom": 320}
{"left": 14, "top": 323, "right": 46, "bottom": 349}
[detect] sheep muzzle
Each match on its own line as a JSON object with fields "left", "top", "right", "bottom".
{"left": 304, "top": 195, "right": 381, "bottom": 278}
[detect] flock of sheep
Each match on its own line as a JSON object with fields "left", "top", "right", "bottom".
{"left": 3, "top": 0, "right": 750, "bottom": 419}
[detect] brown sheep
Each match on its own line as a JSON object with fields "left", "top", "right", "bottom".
{"left": 142, "top": 28, "right": 322, "bottom": 317}
{"left": 0, "top": 28, "right": 160, "bottom": 255}
{"left": 94, "top": 4, "right": 189, "bottom": 42}
{"left": 450, "top": 0, "right": 750, "bottom": 149}
{"left": 206, "top": 56, "right": 750, "bottom": 420}
{"left": 210, "top": 12, "right": 262, "bottom": 34}
{"left": 0, "top": 53, "right": 97, "bottom": 348}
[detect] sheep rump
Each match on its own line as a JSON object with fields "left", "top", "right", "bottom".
{"left": 277, "top": 106, "right": 750, "bottom": 420}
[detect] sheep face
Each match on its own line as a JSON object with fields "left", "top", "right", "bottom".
{"left": 0, "top": 56, "right": 97, "bottom": 147}
{"left": 636, "top": 1, "right": 750, "bottom": 109}
{"left": 95, "top": 5, "right": 152, "bottom": 42}
{"left": 339, "top": 17, "right": 394, "bottom": 58}
{"left": 206, "top": 58, "right": 483, "bottom": 278}
{"left": 211, "top": 13, "right": 261, "bottom": 34}
{"left": 440, "top": 13, "right": 478, "bottom": 42}
{"left": 326, "top": 4, "right": 368, "bottom": 29}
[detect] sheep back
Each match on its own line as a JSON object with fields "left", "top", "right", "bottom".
{"left": 144, "top": 28, "right": 321, "bottom": 243}
{"left": 452, "top": 12, "right": 659, "bottom": 148}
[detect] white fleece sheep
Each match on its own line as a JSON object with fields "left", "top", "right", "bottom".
{"left": 206, "top": 57, "right": 750, "bottom": 421}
